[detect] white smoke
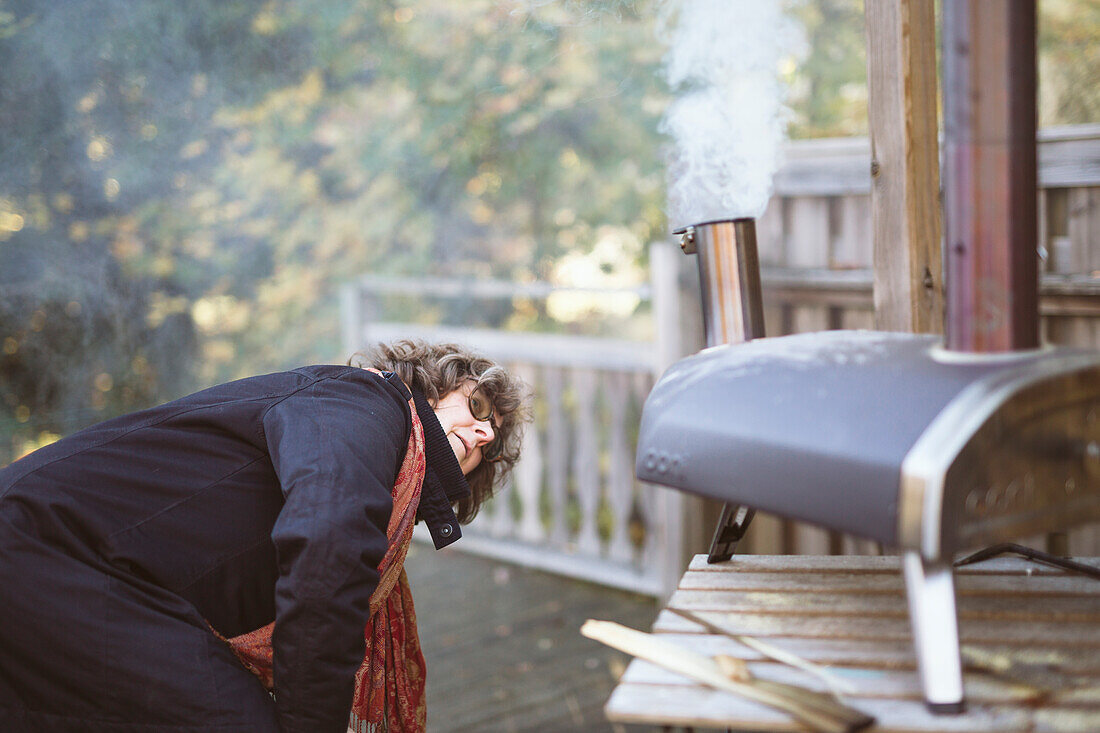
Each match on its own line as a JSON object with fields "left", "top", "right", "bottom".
{"left": 659, "top": 0, "right": 792, "bottom": 228}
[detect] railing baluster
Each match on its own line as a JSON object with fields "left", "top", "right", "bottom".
{"left": 544, "top": 365, "right": 569, "bottom": 547}
{"left": 606, "top": 372, "right": 634, "bottom": 564}
{"left": 513, "top": 364, "right": 544, "bottom": 543}
{"left": 572, "top": 367, "right": 601, "bottom": 556}
{"left": 635, "top": 373, "right": 663, "bottom": 572}
{"left": 489, "top": 473, "right": 513, "bottom": 538}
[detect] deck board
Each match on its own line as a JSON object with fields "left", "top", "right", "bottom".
{"left": 605, "top": 554, "right": 1100, "bottom": 732}
{"left": 402, "top": 541, "right": 659, "bottom": 732}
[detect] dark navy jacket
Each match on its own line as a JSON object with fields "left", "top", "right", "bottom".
{"left": 0, "top": 365, "right": 469, "bottom": 733}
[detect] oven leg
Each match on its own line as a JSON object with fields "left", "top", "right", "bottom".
{"left": 902, "top": 552, "right": 966, "bottom": 713}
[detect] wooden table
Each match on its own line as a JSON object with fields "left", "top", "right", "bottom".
{"left": 604, "top": 554, "right": 1100, "bottom": 732}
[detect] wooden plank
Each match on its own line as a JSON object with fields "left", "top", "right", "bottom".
{"left": 1049, "top": 316, "right": 1098, "bottom": 348}
{"left": 840, "top": 533, "right": 882, "bottom": 555}
{"left": 1048, "top": 188, "right": 1073, "bottom": 275}
{"left": 404, "top": 545, "right": 659, "bottom": 733}
{"left": 1038, "top": 125, "right": 1100, "bottom": 188}
{"left": 652, "top": 608, "right": 1100, "bottom": 646}
{"left": 676, "top": 569, "right": 1100, "bottom": 596}
{"left": 742, "top": 511, "right": 786, "bottom": 555}
{"left": 864, "top": 0, "right": 943, "bottom": 335}
{"left": 607, "top": 683, "right": 1055, "bottom": 732}
{"left": 685, "top": 554, "right": 1100, "bottom": 575}
{"left": 790, "top": 305, "right": 829, "bottom": 336}
{"left": 1067, "top": 187, "right": 1100, "bottom": 273}
{"left": 1069, "top": 525, "right": 1100, "bottom": 557}
{"left": 620, "top": 660, "right": 1100, "bottom": 705}
{"left": 762, "top": 303, "right": 786, "bottom": 339}
{"left": 784, "top": 197, "right": 831, "bottom": 269}
{"left": 1040, "top": 188, "right": 1051, "bottom": 274}
{"left": 365, "top": 323, "right": 654, "bottom": 371}
{"left": 791, "top": 522, "right": 833, "bottom": 555}
{"left": 765, "top": 125, "right": 1098, "bottom": 198}
{"left": 839, "top": 308, "right": 875, "bottom": 330}
{"left": 757, "top": 285, "right": 1100, "bottom": 319}
{"left": 762, "top": 268, "right": 1100, "bottom": 298}
{"left": 764, "top": 287, "right": 873, "bottom": 311}
{"left": 830, "top": 194, "right": 873, "bottom": 269}
{"left": 773, "top": 137, "right": 873, "bottom": 197}
{"left": 666, "top": 590, "right": 1100, "bottom": 622}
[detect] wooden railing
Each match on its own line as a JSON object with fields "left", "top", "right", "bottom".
{"left": 342, "top": 288, "right": 693, "bottom": 597}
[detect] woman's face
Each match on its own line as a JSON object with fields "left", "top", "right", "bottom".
{"left": 432, "top": 381, "right": 498, "bottom": 475}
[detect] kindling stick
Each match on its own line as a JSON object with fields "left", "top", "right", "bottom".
{"left": 669, "top": 607, "right": 857, "bottom": 696}
{"left": 582, "top": 620, "right": 873, "bottom": 733}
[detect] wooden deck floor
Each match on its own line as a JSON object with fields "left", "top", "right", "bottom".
{"left": 403, "top": 542, "right": 660, "bottom": 732}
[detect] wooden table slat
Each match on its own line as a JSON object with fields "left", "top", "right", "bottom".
{"left": 678, "top": 569, "right": 1100, "bottom": 596}
{"left": 667, "top": 589, "right": 1100, "bottom": 621}
{"left": 653, "top": 609, "right": 1100, "bottom": 646}
{"left": 607, "top": 683, "right": 1100, "bottom": 732}
{"left": 685, "top": 554, "right": 1100, "bottom": 575}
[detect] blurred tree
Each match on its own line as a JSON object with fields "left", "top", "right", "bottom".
{"left": 1039, "top": 0, "right": 1100, "bottom": 127}
{"left": 785, "top": 0, "right": 868, "bottom": 139}
{"left": 0, "top": 0, "right": 321, "bottom": 458}
{"left": 1, "top": 0, "right": 1096, "bottom": 462}
{"left": 783, "top": 0, "right": 1100, "bottom": 137}
{"left": 0, "top": 0, "right": 668, "bottom": 460}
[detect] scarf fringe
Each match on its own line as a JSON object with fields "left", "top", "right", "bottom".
{"left": 350, "top": 713, "right": 386, "bottom": 732}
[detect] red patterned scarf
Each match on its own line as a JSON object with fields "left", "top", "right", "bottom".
{"left": 220, "top": 382, "right": 428, "bottom": 732}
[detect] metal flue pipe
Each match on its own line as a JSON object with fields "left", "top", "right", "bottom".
{"left": 942, "top": 0, "right": 1039, "bottom": 353}
{"left": 675, "top": 218, "right": 766, "bottom": 348}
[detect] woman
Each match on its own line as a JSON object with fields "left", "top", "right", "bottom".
{"left": 0, "top": 339, "right": 529, "bottom": 733}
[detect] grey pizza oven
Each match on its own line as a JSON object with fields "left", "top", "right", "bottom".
{"left": 636, "top": 329, "right": 1100, "bottom": 711}
{"left": 636, "top": 0, "right": 1099, "bottom": 714}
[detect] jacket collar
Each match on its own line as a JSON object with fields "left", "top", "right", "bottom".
{"left": 410, "top": 387, "right": 469, "bottom": 549}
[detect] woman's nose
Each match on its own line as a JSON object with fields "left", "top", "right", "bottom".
{"left": 473, "top": 420, "right": 495, "bottom": 446}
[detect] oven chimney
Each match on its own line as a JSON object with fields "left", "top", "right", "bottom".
{"left": 675, "top": 219, "right": 765, "bottom": 348}
{"left": 943, "top": 0, "right": 1039, "bottom": 353}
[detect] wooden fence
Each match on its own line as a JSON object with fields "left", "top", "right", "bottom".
{"left": 342, "top": 124, "right": 1100, "bottom": 595}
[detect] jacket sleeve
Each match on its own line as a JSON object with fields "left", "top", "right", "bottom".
{"left": 262, "top": 370, "right": 409, "bottom": 733}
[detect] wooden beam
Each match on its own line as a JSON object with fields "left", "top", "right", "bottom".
{"left": 864, "top": 0, "right": 944, "bottom": 334}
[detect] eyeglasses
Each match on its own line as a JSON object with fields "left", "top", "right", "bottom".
{"left": 468, "top": 387, "right": 504, "bottom": 463}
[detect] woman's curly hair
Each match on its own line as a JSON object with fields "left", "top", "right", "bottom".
{"left": 350, "top": 339, "right": 531, "bottom": 524}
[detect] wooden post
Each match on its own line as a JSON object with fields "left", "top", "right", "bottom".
{"left": 942, "top": 0, "right": 1039, "bottom": 352}
{"left": 864, "top": 0, "right": 944, "bottom": 334}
